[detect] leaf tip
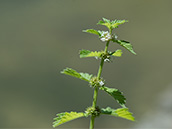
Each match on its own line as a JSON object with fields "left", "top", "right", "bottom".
{"left": 60, "top": 70, "right": 65, "bottom": 74}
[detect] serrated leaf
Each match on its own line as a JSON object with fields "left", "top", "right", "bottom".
{"left": 83, "top": 29, "right": 100, "bottom": 36}
{"left": 79, "top": 49, "right": 91, "bottom": 58}
{"left": 97, "top": 18, "right": 111, "bottom": 29}
{"left": 115, "top": 108, "right": 135, "bottom": 121}
{"left": 97, "top": 22, "right": 111, "bottom": 30}
{"left": 113, "top": 40, "right": 136, "bottom": 55}
{"left": 80, "top": 73, "right": 93, "bottom": 82}
{"left": 100, "top": 86, "right": 126, "bottom": 107}
{"left": 111, "top": 20, "right": 128, "bottom": 28}
{"left": 102, "top": 17, "right": 111, "bottom": 23}
{"left": 101, "top": 107, "right": 135, "bottom": 121}
{"left": 61, "top": 68, "right": 92, "bottom": 81}
{"left": 111, "top": 49, "right": 122, "bottom": 57}
{"left": 97, "top": 18, "right": 128, "bottom": 30}
{"left": 97, "top": 20, "right": 104, "bottom": 25}
{"left": 79, "top": 49, "right": 102, "bottom": 58}
{"left": 53, "top": 112, "right": 85, "bottom": 127}
{"left": 61, "top": 68, "right": 80, "bottom": 79}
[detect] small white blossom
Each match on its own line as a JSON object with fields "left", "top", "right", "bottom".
{"left": 95, "top": 56, "right": 98, "bottom": 60}
{"left": 115, "top": 35, "right": 118, "bottom": 39}
{"left": 104, "top": 58, "right": 110, "bottom": 62}
{"left": 99, "top": 81, "right": 104, "bottom": 86}
{"left": 100, "top": 31, "right": 111, "bottom": 42}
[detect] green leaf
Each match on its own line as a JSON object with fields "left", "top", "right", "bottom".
{"left": 53, "top": 112, "right": 85, "bottom": 127}
{"left": 97, "top": 18, "right": 112, "bottom": 29}
{"left": 100, "top": 86, "right": 126, "bottom": 107}
{"left": 83, "top": 29, "right": 100, "bottom": 36}
{"left": 114, "top": 40, "right": 136, "bottom": 55}
{"left": 115, "top": 108, "right": 135, "bottom": 121}
{"left": 102, "top": 17, "right": 111, "bottom": 23}
{"left": 111, "top": 49, "right": 122, "bottom": 57}
{"left": 61, "top": 68, "right": 92, "bottom": 81}
{"left": 97, "top": 20, "right": 104, "bottom": 24}
{"left": 97, "top": 18, "right": 128, "bottom": 30}
{"left": 97, "top": 21, "right": 111, "bottom": 30}
{"left": 79, "top": 49, "right": 91, "bottom": 58}
{"left": 61, "top": 68, "right": 80, "bottom": 79}
{"left": 79, "top": 49, "right": 102, "bottom": 58}
{"left": 101, "top": 107, "right": 135, "bottom": 121}
{"left": 80, "top": 72, "right": 93, "bottom": 82}
{"left": 111, "top": 20, "right": 128, "bottom": 28}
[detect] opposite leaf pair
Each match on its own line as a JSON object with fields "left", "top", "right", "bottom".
{"left": 53, "top": 107, "right": 134, "bottom": 127}
{"left": 80, "top": 49, "right": 122, "bottom": 62}
{"left": 61, "top": 68, "right": 126, "bottom": 107}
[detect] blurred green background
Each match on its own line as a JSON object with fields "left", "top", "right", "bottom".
{"left": 1, "top": 0, "right": 172, "bottom": 128}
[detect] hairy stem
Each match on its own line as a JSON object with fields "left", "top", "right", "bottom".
{"left": 89, "top": 40, "right": 110, "bottom": 129}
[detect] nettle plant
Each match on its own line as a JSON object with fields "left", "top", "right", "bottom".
{"left": 53, "top": 18, "right": 136, "bottom": 129}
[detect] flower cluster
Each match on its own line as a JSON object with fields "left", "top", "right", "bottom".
{"left": 89, "top": 76, "right": 105, "bottom": 88}
{"left": 85, "top": 106, "right": 101, "bottom": 117}
{"left": 100, "top": 31, "right": 112, "bottom": 42}
{"left": 101, "top": 52, "right": 112, "bottom": 62}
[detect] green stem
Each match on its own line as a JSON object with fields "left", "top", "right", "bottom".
{"left": 89, "top": 40, "right": 110, "bottom": 129}
{"left": 89, "top": 86, "right": 98, "bottom": 129}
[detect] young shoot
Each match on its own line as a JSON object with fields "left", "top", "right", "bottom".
{"left": 53, "top": 18, "right": 136, "bottom": 129}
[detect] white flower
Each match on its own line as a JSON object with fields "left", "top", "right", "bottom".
{"left": 100, "top": 31, "right": 111, "bottom": 42}
{"left": 95, "top": 56, "right": 98, "bottom": 60}
{"left": 99, "top": 81, "right": 104, "bottom": 86}
{"left": 104, "top": 58, "right": 110, "bottom": 62}
{"left": 114, "top": 35, "right": 118, "bottom": 39}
